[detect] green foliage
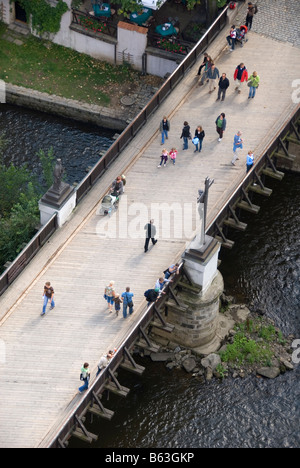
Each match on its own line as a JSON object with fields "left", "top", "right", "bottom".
{"left": 15, "top": 0, "right": 68, "bottom": 35}
{"left": 220, "top": 331, "right": 273, "bottom": 366}
{"left": 217, "top": 0, "right": 227, "bottom": 8}
{"left": 37, "top": 147, "right": 55, "bottom": 190}
{"left": 117, "top": 0, "right": 144, "bottom": 18}
{"left": 186, "top": 0, "right": 201, "bottom": 12}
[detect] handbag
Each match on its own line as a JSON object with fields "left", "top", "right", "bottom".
{"left": 126, "top": 293, "right": 134, "bottom": 308}
{"left": 247, "top": 81, "right": 252, "bottom": 87}
{"left": 104, "top": 294, "right": 108, "bottom": 300}
{"left": 192, "top": 137, "right": 199, "bottom": 145}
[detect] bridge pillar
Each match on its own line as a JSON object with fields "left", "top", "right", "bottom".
{"left": 153, "top": 238, "right": 227, "bottom": 355}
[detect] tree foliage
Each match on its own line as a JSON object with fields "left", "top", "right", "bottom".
{"left": 15, "top": 0, "right": 68, "bottom": 35}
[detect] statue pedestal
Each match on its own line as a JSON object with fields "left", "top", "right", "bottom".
{"left": 39, "top": 182, "right": 76, "bottom": 228}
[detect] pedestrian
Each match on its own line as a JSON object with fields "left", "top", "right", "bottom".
{"left": 144, "top": 219, "right": 157, "bottom": 252}
{"left": 113, "top": 293, "right": 122, "bottom": 317}
{"left": 104, "top": 280, "right": 115, "bottom": 313}
{"left": 144, "top": 287, "right": 160, "bottom": 304}
{"left": 232, "top": 131, "right": 243, "bottom": 166}
{"left": 199, "top": 55, "right": 212, "bottom": 86}
{"left": 226, "top": 25, "right": 237, "bottom": 51}
{"left": 155, "top": 276, "right": 172, "bottom": 291}
{"left": 245, "top": 2, "right": 257, "bottom": 30}
{"left": 246, "top": 150, "right": 254, "bottom": 172}
{"left": 121, "top": 287, "right": 134, "bottom": 318}
{"left": 164, "top": 263, "right": 180, "bottom": 279}
{"left": 79, "top": 363, "right": 90, "bottom": 393}
{"left": 96, "top": 350, "right": 114, "bottom": 376}
{"left": 169, "top": 147, "right": 178, "bottom": 165}
{"left": 196, "top": 52, "right": 209, "bottom": 76}
{"left": 159, "top": 116, "right": 170, "bottom": 145}
{"left": 180, "top": 121, "right": 191, "bottom": 150}
{"left": 247, "top": 71, "right": 260, "bottom": 99}
{"left": 158, "top": 148, "right": 168, "bottom": 167}
{"left": 234, "top": 63, "right": 248, "bottom": 94}
{"left": 111, "top": 175, "right": 124, "bottom": 197}
{"left": 207, "top": 63, "right": 220, "bottom": 94}
{"left": 215, "top": 113, "right": 226, "bottom": 142}
{"left": 216, "top": 73, "right": 230, "bottom": 101}
{"left": 193, "top": 126, "right": 205, "bottom": 152}
{"left": 41, "top": 281, "right": 55, "bottom": 316}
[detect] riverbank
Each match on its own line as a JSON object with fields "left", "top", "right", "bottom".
{"left": 145, "top": 296, "right": 295, "bottom": 383}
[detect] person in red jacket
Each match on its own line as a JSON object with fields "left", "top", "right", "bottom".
{"left": 234, "top": 63, "right": 248, "bottom": 94}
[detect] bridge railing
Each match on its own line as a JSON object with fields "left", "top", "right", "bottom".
{"left": 0, "top": 213, "right": 57, "bottom": 297}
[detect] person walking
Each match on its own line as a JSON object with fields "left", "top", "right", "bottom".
{"left": 197, "top": 52, "right": 209, "bottom": 76}
{"left": 121, "top": 287, "right": 134, "bottom": 318}
{"left": 79, "top": 363, "right": 90, "bottom": 393}
{"left": 215, "top": 113, "right": 226, "bottom": 141}
{"left": 169, "top": 147, "right": 178, "bottom": 165}
{"left": 180, "top": 121, "right": 191, "bottom": 150}
{"left": 41, "top": 281, "right": 55, "bottom": 316}
{"left": 158, "top": 148, "right": 169, "bottom": 167}
{"left": 104, "top": 280, "right": 116, "bottom": 313}
{"left": 198, "top": 55, "right": 212, "bottom": 86}
{"left": 216, "top": 73, "right": 230, "bottom": 101}
{"left": 207, "top": 64, "right": 220, "bottom": 94}
{"left": 193, "top": 125, "right": 205, "bottom": 152}
{"left": 232, "top": 131, "right": 243, "bottom": 165}
{"left": 245, "top": 2, "right": 257, "bottom": 31}
{"left": 247, "top": 71, "right": 260, "bottom": 99}
{"left": 246, "top": 150, "right": 254, "bottom": 172}
{"left": 159, "top": 116, "right": 170, "bottom": 145}
{"left": 234, "top": 63, "right": 248, "bottom": 94}
{"left": 113, "top": 293, "right": 122, "bottom": 317}
{"left": 226, "top": 25, "right": 237, "bottom": 51}
{"left": 144, "top": 219, "right": 157, "bottom": 252}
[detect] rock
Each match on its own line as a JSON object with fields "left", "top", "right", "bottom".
{"left": 182, "top": 357, "right": 197, "bottom": 373}
{"left": 150, "top": 353, "right": 173, "bottom": 362}
{"left": 280, "top": 358, "right": 294, "bottom": 371}
{"left": 201, "top": 353, "right": 221, "bottom": 372}
{"left": 257, "top": 367, "right": 280, "bottom": 379}
{"left": 206, "top": 367, "right": 214, "bottom": 381}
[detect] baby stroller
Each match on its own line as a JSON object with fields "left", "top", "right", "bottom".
{"left": 236, "top": 25, "right": 248, "bottom": 47}
{"left": 99, "top": 194, "right": 119, "bottom": 216}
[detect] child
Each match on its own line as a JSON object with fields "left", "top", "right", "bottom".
{"left": 158, "top": 148, "right": 168, "bottom": 167}
{"left": 246, "top": 150, "right": 254, "bottom": 172}
{"left": 169, "top": 148, "right": 178, "bottom": 165}
{"left": 114, "top": 293, "right": 123, "bottom": 317}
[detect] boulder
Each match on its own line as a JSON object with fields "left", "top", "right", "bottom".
{"left": 150, "top": 353, "right": 173, "bottom": 362}
{"left": 182, "top": 357, "right": 197, "bottom": 373}
{"left": 257, "top": 367, "right": 280, "bottom": 379}
{"left": 201, "top": 353, "right": 221, "bottom": 371}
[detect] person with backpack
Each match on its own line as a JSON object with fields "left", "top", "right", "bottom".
{"left": 144, "top": 287, "right": 160, "bottom": 304}
{"left": 121, "top": 287, "right": 134, "bottom": 318}
{"left": 245, "top": 2, "right": 257, "bottom": 30}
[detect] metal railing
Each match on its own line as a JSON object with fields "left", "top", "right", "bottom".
{"left": 147, "top": 31, "right": 191, "bottom": 56}
{"left": 71, "top": 9, "right": 118, "bottom": 39}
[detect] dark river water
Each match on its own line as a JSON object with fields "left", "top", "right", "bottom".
{"left": 0, "top": 104, "right": 114, "bottom": 185}
{"left": 1, "top": 106, "right": 299, "bottom": 449}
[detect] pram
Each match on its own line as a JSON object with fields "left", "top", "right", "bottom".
{"left": 99, "top": 194, "right": 119, "bottom": 216}
{"left": 236, "top": 25, "right": 248, "bottom": 47}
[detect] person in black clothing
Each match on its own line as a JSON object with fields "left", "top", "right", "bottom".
{"left": 196, "top": 52, "right": 209, "bottom": 76}
{"left": 144, "top": 288, "right": 160, "bottom": 303}
{"left": 216, "top": 73, "right": 230, "bottom": 101}
{"left": 144, "top": 219, "right": 157, "bottom": 253}
{"left": 159, "top": 116, "right": 170, "bottom": 145}
{"left": 180, "top": 121, "right": 191, "bottom": 150}
{"left": 245, "top": 2, "right": 256, "bottom": 30}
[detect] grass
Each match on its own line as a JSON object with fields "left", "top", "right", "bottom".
{"left": 0, "top": 22, "right": 140, "bottom": 106}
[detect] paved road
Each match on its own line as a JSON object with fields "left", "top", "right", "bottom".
{"left": 0, "top": 2, "right": 300, "bottom": 448}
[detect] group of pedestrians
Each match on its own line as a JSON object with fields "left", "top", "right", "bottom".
{"left": 104, "top": 281, "right": 134, "bottom": 318}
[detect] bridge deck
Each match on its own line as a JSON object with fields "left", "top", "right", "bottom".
{"left": 1, "top": 10, "right": 300, "bottom": 447}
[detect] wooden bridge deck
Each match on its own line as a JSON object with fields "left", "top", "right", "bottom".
{"left": 0, "top": 22, "right": 300, "bottom": 447}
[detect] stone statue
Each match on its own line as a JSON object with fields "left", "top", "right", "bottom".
{"left": 53, "top": 159, "right": 64, "bottom": 192}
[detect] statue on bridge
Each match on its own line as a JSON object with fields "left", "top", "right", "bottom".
{"left": 53, "top": 159, "right": 64, "bottom": 192}
{"left": 190, "top": 177, "right": 214, "bottom": 251}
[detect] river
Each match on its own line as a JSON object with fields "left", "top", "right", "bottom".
{"left": 1, "top": 106, "right": 299, "bottom": 449}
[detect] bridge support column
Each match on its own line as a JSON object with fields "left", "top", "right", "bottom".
{"left": 153, "top": 238, "right": 227, "bottom": 355}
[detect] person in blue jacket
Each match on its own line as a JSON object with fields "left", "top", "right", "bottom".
{"left": 246, "top": 150, "right": 254, "bottom": 172}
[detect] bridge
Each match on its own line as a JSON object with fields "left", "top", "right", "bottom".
{"left": 0, "top": 2, "right": 300, "bottom": 448}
